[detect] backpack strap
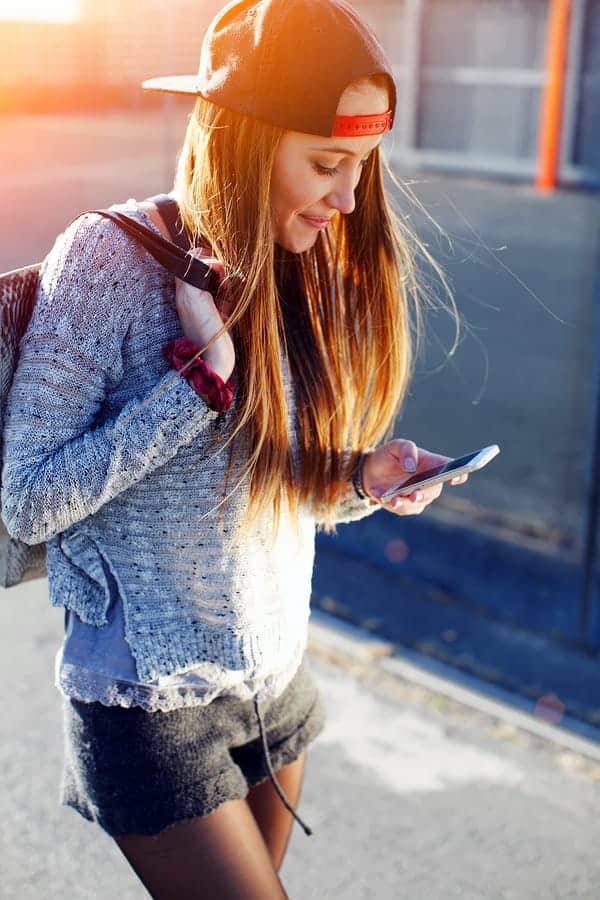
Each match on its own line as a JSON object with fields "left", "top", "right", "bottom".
{"left": 84, "top": 207, "right": 220, "bottom": 295}
{"left": 146, "top": 193, "right": 191, "bottom": 253}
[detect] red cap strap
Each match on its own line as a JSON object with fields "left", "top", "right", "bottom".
{"left": 332, "top": 109, "right": 393, "bottom": 137}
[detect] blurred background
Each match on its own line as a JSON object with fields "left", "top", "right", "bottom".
{"left": 2, "top": 0, "right": 600, "bottom": 739}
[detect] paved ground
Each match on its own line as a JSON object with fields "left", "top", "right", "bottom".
{"left": 1, "top": 577, "right": 599, "bottom": 899}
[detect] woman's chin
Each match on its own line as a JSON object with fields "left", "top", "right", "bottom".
{"left": 275, "top": 230, "right": 318, "bottom": 254}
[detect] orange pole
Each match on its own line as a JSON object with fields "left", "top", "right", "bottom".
{"left": 536, "top": 0, "right": 571, "bottom": 192}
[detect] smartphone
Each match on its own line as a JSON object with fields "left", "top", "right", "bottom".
{"left": 378, "top": 444, "right": 501, "bottom": 504}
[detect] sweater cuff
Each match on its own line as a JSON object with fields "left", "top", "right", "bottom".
{"left": 162, "top": 337, "right": 235, "bottom": 413}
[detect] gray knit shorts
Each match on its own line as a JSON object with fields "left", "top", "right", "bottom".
{"left": 60, "top": 651, "right": 327, "bottom": 838}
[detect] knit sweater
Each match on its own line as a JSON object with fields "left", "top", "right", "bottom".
{"left": 1, "top": 198, "right": 381, "bottom": 701}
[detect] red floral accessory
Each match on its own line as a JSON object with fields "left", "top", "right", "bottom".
{"left": 162, "top": 337, "right": 235, "bottom": 412}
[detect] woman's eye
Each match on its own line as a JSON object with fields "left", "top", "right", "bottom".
{"left": 314, "top": 163, "right": 338, "bottom": 177}
{"left": 314, "top": 158, "right": 370, "bottom": 177}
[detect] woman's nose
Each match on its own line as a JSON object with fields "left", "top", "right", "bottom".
{"left": 327, "top": 178, "right": 356, "bottom": 216}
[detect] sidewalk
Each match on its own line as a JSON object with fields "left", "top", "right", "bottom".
{"left": 1, "top": 582, "right": 599, "bottom": 899}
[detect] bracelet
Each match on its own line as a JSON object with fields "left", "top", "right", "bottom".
{"left": 352, "top": 449, "right": 376, "bottom": 501}
{"left": 162, "top": 337, "right": 235, "bottom": 413}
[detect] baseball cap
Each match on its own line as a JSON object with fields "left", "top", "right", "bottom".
{"left": 141, "top": 0, "right": 396, "bottom": 138}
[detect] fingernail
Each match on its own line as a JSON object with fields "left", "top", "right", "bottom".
{"left": 404, "top": 458, "right": 417, "bottom": 472}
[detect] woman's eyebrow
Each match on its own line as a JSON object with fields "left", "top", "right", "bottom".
{"left": 310, "top": 145, "right": 362, "bottom": 156}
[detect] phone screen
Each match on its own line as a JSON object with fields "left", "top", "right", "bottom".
{"left": 395, "top": 450, "right": 480, "bottom": 491}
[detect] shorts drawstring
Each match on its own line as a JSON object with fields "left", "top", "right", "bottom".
{"left": 253, "top": 696, "right": 313, "bottom": 836}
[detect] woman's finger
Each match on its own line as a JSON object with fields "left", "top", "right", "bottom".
{"left": 386, "top": 438, "right": 419, "bottom": 470}
{"left": 197, "top": 254, "right": 234, "bottom": 320}
{"left": 190, "top": 247, "right": 226, "bottom": 280}
{"left": 388, "top": 495, "right": 423, "bottom": 514}
{"left": 181, "top": 251, "right": 233, "bottom": 322}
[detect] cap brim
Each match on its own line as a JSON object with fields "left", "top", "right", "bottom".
{"left": 141, "top": 75, "right": 200, "bottom": 95}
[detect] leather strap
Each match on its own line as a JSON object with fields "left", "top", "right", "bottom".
{"left": 147, "top": 193, "right": 191, "bottom": 253}
{"left": 332, "top": 109, "right": 393, "bottom": 136}
{"left": 78, "top": 201, "right": 220, "bottom": 295}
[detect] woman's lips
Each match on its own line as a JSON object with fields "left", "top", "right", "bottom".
{"left": 300, "top": 215, "right": 331, "bottom": 229}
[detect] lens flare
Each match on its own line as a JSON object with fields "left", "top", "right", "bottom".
{"left": 0, "top": 1, "right": 79, "bottom": 22}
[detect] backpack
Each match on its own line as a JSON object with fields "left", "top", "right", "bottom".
{"left": 0, "top": 193, "right": 219, "bottom": 589}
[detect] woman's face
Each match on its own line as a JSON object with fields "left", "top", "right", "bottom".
{"left": 270, "top": 81, "right": 389, "bottom": 254}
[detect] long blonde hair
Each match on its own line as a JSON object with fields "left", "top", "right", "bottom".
{"left": 171, "top": 81, "right": 460, "bottom": 542}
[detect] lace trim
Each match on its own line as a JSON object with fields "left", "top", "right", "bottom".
{"left": 56, "top": 643, "right": 307, "bottom": 713}
{"left": 57, "top": 661, "right": 246, "bottom": 712}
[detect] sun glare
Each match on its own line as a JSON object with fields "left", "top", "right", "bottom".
{"left": 0, "top": 0, "right": 80, "bottom": 21}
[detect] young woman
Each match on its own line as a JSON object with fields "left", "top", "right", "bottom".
{"left": 2, "top": 1, "right": 467, "bottom": 897}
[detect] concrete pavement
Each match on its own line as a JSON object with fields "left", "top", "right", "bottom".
{"left": 1, "top": 578, "right": 599, "bottom": 899}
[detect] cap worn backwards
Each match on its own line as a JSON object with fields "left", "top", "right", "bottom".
{"left": 141, "top": 0, "right": 397, "bottom": 139}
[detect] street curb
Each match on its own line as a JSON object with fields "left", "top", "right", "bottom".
{"left": 307, "top": 607, "right": 600, "bottom": 764}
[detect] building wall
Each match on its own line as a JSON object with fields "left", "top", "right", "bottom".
{"left": 1, "top": 21, "right": 93, "bottom": 86}
{"left": 575, "top": 0, "right": 600, "bottom": 174}
{"left": 355, "top": 0, "right": 547, "bottom": 164}
{"left": 0, "top": 0, "right": 222, "bottom": 89}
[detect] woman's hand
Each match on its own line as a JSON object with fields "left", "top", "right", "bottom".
{"left": 174, "top": 249, "right": 235, "bottom": 382}
{"left": 361, "top": 438, "right": 469, "bottom": 516}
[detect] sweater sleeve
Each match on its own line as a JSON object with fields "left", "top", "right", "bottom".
{"left": 0, "top": 212, "right": 222, "bottom": 546}
{"left": 322, "top": 480, "right": 382, "bottom": 526}
{"left": 313, "top": 450, "right": 382, "bottom": 526}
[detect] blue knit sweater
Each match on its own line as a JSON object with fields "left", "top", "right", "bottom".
{"left": 1, "top": 198, "right": 380, "bottom": 702}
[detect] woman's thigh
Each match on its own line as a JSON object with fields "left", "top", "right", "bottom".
{"left": 246, "top": 751, "right": 307, "bottom": 872}
{"left": 115, "top": 796, "right": 289, "bottom": 900}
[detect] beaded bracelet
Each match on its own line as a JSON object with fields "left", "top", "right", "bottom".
{"left": 162, "top": 337, "right": 236, "bottom": 413}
